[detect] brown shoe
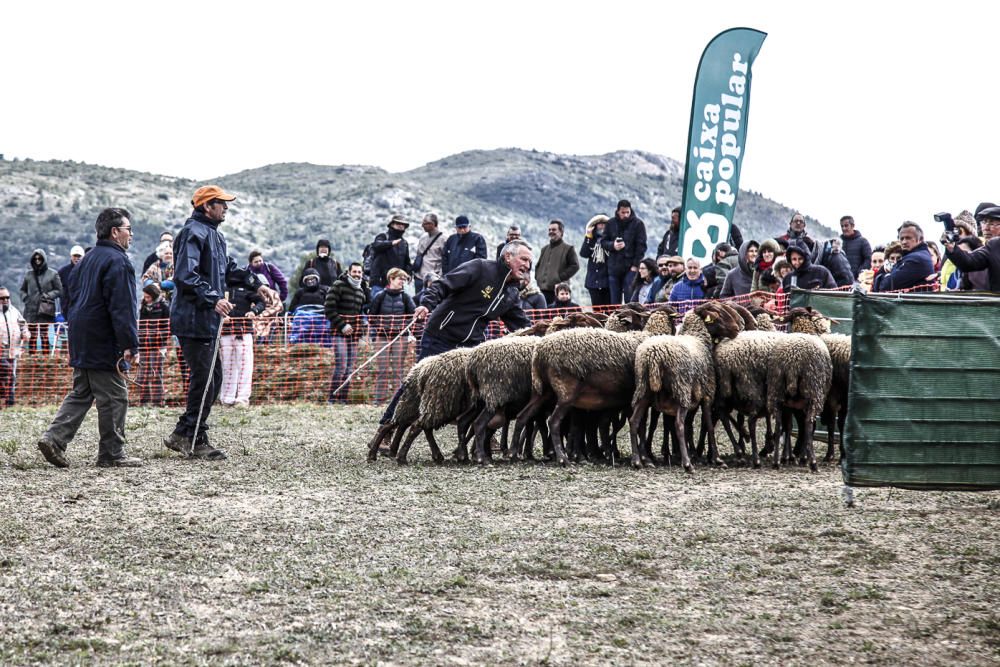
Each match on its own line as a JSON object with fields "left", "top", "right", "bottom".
{"left": 97, "top": 456, "right": 144, "bottom": 468}
{"left": 191, "top": 442, "right": 227, "bottom": 461}
{"left": 37, "top": 438, "right": 69, "bottom": 468}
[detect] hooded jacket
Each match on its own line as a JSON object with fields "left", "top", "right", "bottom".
{"left": 65, "top": 240, "right": 139, "bottom": 370}
{"left": 519, "top": 283, "right": 548, "bottom": 313}
{"left": 306, "top": 240, "right": 342, "bottom": 287}
{"left": 288, "top": 268, "right": 329, "bottom": 312}
{"left": 818, "top": 240, "right": 855, "bottom": 286}
{"left": 170, "top": 210, "right": 262, "bottom": 339}
{"left": 782, "top": 243, "right": 837, "bottom": 291}
{"left": 601, "top": 212, "right": 648, "bottom": 276}
{"left": 751, "top": 238, "right": 782, "bottom": 292}
{"left": 707, "top": 243, "right": 739, "bottom": 298}
{"left": 421, "top": 258, "right": 530, "bottom": 345}
{"left": 370, "top": 225, "right": 413, "bottom": 287}
{"left": 720, "top": 240, "right": 759, "bottom": 297}
{"left": 222, "top": 269, "right": 267, "bottom": 336}
{"left": 579, "top": 234, "right": 609, "bottom": 290}
{"left": 19, "top": 249, "right": 63, "bottom": 321}
{"left": 873, "top": 242, "right": 935, "bottom": 292}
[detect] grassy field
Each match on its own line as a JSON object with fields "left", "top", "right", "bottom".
{"left": 1, "top": 403, "right": 998, "bottom": 666}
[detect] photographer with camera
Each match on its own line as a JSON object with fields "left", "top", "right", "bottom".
{"left": 942, "top": 207, "right": 1000, "bottom": 292}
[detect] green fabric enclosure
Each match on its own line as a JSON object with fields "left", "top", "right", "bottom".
{"left": 843, "top": 292, "right": 1000, "bottom": 490}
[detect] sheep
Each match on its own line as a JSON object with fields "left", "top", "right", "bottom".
{"left": 383, "top": 347, "right": 479, "bottom": 464}
{"left": 464, "top": 314, "right": 605, "bottom": 465}
{"left": 765, "top": 332, "right": 833, "bottom": 471}
{"left": 515, "top": 308, "right": 677, "bottom": 465}
{"left": 629, "top": 302, "right": 742, "bottom": 472}
{"left": 780, "top": 307, "right": 850, "bottom": 462}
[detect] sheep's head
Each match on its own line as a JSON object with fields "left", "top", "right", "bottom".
{"left": 511, "top": 320, "right": 552, "bottom": 337}
{"left": 722, "top": 302, "right": 757, "bottom": 331}
{"left": 777, "top": 306, "right": 832, "bottom": 334}
{"left": 644, "top": 305, "right": 679, "bottom": 335}
{"left": 545, "top": 312, "right": 604, "bottom": 334}
{"left": 605, "top": 305, "right": 649, "bottom": 332}
{"left": 747, "top": 305, "right": 778, "bottom": 332}
{"left": 692, "top": 302, "right": 742, "bottom": 342}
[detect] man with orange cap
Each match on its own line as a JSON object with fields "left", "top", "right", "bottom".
{"left": 163, "top": 186, "right": 276, "bottom": 461}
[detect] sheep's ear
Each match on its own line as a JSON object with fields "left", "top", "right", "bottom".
{"left": 704, "top": 314, "right": 714, "bottom": 324}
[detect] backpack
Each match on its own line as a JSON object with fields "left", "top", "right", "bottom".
{"left": 362, "top": 238, "right": 379, "bottom": 282}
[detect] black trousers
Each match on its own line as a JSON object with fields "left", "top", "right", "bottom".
{"left": 173, "top": 336, "right": 221, "bottom": 442}
{"left": 588, "top": 288, "right": 611, "bottom": 307}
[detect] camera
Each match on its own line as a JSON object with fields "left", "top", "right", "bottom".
{"left": 934, "top": 212, "right": 960, "bottom": 244}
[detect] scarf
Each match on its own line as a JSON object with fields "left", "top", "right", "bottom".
{"left": 346, "top": 275, "right": 362, "bottom": 289}
{"left": 590, "top": 238, "right": 607, "bottom": 264}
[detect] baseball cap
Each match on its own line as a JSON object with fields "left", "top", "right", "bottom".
{"left": 192, "top": 185, "right": 237, "bottom": 208}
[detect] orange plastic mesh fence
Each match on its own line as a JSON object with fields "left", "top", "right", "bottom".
{"left": 0, "top": 284, "right": 938, "bottom": 407}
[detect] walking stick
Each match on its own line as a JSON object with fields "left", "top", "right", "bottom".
{"left": 191, "top": 293, "right": 227, "bottom": 454}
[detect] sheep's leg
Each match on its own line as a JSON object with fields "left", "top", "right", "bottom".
{"left": 568, "top": 412, "right": 584, "bottom": 463}
{"left": 471, "top": 407, "right": 496, "bottom": 465}
{"left": 628, "top": 396, "right": 652, "bottom": 468}
{"left": 702, "top": 403, "right": 724, "bottom": 467}
{"left": 499, "top": 420, "right": 510, "bottom": 458}
{"left": 800, "top": 410, "right": 818, "bottom": 472}
{"left": 598, "top": 412, "right": 621, "bottom": 463}
{"left": 721, "top": 411, "right": 744, "bottom": 459}
{"left": 548, "top": 395, "right": 578, "bottom": 467}
{"left": 774, "top": 409, "right": 791, "bottom": 469}
{"left": 645, "top": 409, "right": 660, "bottom": 460}
{"left": 388, "top": 420, "right": 412, "bottom": 458}
{"left": 396, "top": 423, "right": 424, "bottom": 465}
{"left": 674, "top": 407, "right": 694, "bottom": 473}
{"left": 510, "top": 393, "right": 545, "bottom": 461}
{"left": 747, "top": 415, "right": 761, "bottom": 468}
{"left": 424, "top": 428, "right": 445, "bottom": 464}
{"left": 367, "top": 423, "right": 396, "bottom": 462}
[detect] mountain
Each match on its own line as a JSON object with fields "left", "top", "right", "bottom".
{"left": 0, "top": 149, "right": 834, "bottom": 306}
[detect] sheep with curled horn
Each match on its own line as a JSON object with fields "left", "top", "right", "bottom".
{"left": 629, "top": 302, "right": 742, "bottom": 471}
{"left": 465, "top": 314, "right": 605, "bottom": 465}
{"left": 512, "top": 306, "right": 678, "bottom": 466}
{"left": 777, "top": 306, "right": 849, "bottom": 462}
{"left": 765, "top": 322, "right": 834, "bottom": 472}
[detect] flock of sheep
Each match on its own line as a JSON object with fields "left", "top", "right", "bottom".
{"left": 366, "top": 301, "right": 850, "bottom": 474}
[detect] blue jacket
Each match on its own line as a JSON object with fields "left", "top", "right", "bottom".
{"left": 873, "top": 242, "right": 935, "bottom": 292}
{"left": 669, "top": 275, "right": 706, "bottom": 303}
{"left": 170, "top": 211, "right": 261, "bottom": 339}
{"left": 441, "top": 231, "right": 488, "bottom": 275}
{"left": 65, "top": 240, "right": 139, "bottom": 371}
{"left": 579, "top": 235, "right": 609, "bottom": 290}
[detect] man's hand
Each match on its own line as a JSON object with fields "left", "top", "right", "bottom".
{"left": 392, "top": 239, "right": 401, "bottom": 246}
{"left": 257, "top": 285, "right": 278, "bottom": 301}
{"left": 614, "top": 239, "right": 625, "bottom": 251}
{"left": 342, "top": 324, "right": 354, "bottom": 336}
{"left": 215, "top": 298, "right": 234, "bottom": 316}
{"left": 123, "top": 349, "right": 136, "bottom": 365}
{"left": 414, "top": 306, "right": 430, "bottom": 321}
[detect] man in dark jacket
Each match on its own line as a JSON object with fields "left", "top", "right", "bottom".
{"left": 839, "top": 216, "right": 872, "bottom": 278}
{"left": 299, "top": 239, "right": 342, "bottom": 288}
{"left": 817, "top": 238, "right": 855, "bottom": 286}
{"left": 657, "top": 207, "right": 682, "bottom": 258}
{"left": 378, "top": 241, "right": 534, "bottom": 431}
{"left": 602, "top": 199, "right": 648, "bottom": 304}
{"left": 943, "top": 208, "right": 1000, "bottom": 292}
{"left": 535, "top": 219, "right": 580, "bottom": 304}
{"left": 441, "top": 216, "right": 487, "bottom": 275}
{"left": 369, "top": 214, "right": 413, "bottom": 297}
{"left": 19, "top": 248, "right": 63, "bottom": 355}
{"left": 164, "top": 186, "right": 274, "bottom": 460}
{"left": 873, "top": 222, "right": 935, "bottom": 292}
{"left": 776, "top": 213, "right": 817, "bottom": 256}
{"left": 782, "top": 242, "right": 836, "bottom": 291}
{"left": 36, "top": 208, "right": 142, "bottom": 468}
{"left": 325, "top": 262, "right": 371, "bottom": 403}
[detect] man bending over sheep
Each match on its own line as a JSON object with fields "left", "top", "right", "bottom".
{"left": 378, "top": 239, "right": 535, "bottom": 423}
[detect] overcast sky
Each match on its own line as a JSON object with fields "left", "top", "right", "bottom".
{"left": 4, "top": 1, "right": 998, "bottom": 243}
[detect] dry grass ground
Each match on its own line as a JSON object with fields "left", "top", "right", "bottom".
{"left": 1, "top": 403, "right": 998, "bottom": 665}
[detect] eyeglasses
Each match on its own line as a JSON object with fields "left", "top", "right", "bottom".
{"left": 0, "top": 296, "right": 10, "bottom": 301}
{"left": 116, "top": 226, "right": 133, "bottom": 233}
{"left": 657, "top": 263, "right": 668, "bottom": 268}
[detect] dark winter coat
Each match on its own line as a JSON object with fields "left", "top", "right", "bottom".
{"left": 817, "top": 241, "right": 855, "bottom": 287}
{"left": 782, "top": 244, "right": 837, "bottom": 291}
{"left": 709, "top": 245, "right": 740, "bottom": 296}
{"left": 222, "top": 270, "right": 267, "bottom": 337}
{"left": 19, "top": 249, "right": 63, "bottom": 322}
{"left": 441, "top": 231, "right": 488, "bottom": 275}
{"left": 601, "top": 213, "right": 647, "bottom": 276}
{"left": 535, "top": 238, "right": 580, "bottom": 291}
{"left": 305, "top": 240, "right": 342, "bottom": 288}
{"left": 657, "top": 225, "right": 680, "bottom": 258}
{"left": 421, "top": 258, "right": 530, "bottom": 345}
{"left": 370, "top": 226, "right": 413, "bottom": 287}
{"left": 776, "top": 229, "right": 817, "bottom": 257}
{"left": 840, "top": 231, "right": 872, "bottom": 277}
{"left": 873, "top": 243, "right": 935, "bottom": 292}
{"left": 945, "top": 238, "right": 1000, "bottom": 292}
{"left": 324, "top": 273, "right": 370, "bottom": 335}
{"left": 58, "top": 262, "right": 76, "bottom": 309}
{"left": 720, "top": 240, "right": 758, "bottom": 297}
{"left": 579, "top": 235, "right": 609, "bottom": 290}
{"left": 288, "top": 269, "right": 330, "bottom": 312}
{"left": 65, "top": 240, "right": 139, "bottom": 370}
{"left": 170, "top": 210, "right": 261, "bottom": 340}
{"left": 370, "top": 287, "right": 416, "bottom": 336}
{"left": 519, "top": 285, "right": 548, "bottom": 313}
{"left": 645, "top": 274, "right": 681, "bottom": 304}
